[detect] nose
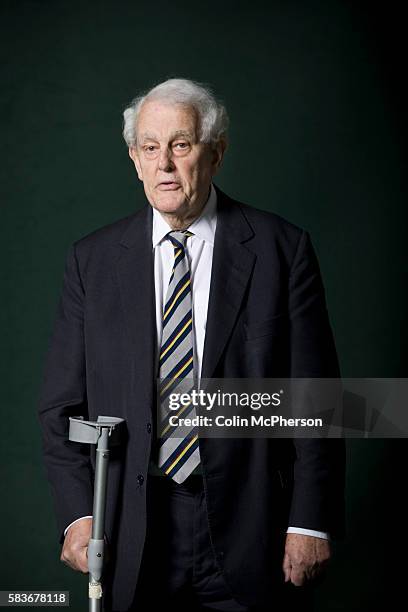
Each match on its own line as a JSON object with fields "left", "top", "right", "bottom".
{"left": 158, "top": 147, "right": 175, "bottom": 172}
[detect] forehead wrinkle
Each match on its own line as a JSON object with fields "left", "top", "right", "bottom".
{"left": 139, "top": 131, "right": 159, "bottom": 143}
{"left": 139, "top": 129, "right": 195, "bottom": 144}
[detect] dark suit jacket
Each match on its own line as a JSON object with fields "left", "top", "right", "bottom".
{"left": 38, "top": 185, "right": 345, "bottom": 611}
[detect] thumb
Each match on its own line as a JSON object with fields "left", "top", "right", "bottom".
{"left": 282, "top": 552, "right": 292, "bottom": 582}
{"left": 78, "top": 546, "right": 89, "bottom": 574}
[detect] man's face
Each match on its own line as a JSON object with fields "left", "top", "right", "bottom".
{"left": 129, "top": 101, "right": 224, "bottom": 222}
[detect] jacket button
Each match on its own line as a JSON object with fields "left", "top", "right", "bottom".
{"left": 146, "top": 423, "right": 152, "bottom": 434}
{"left": 137, "top": 474, "right": 144, "bottom": 486}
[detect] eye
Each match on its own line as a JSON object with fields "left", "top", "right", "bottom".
{"left": 173, "top": 142, "right": 191, "bottom": 156}
{"left": 142, "top": 144, "right": 159, "bottom": 158}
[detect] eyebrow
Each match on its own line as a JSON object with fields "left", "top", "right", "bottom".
{"left": 139, "top": 130, "right": 194, "bottom": 143}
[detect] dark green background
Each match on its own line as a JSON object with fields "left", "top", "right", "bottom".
{"left": 1, "top": 1, "right": 407, "bottom": 610}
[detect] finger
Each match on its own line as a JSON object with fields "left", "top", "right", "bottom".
{"left": 60, "top": 554, "right": 79, "bottom": 572}
{"left": 290, "top": 567, "right": 306, "bottom": 587}
{"left": 77, "top": 548, "right": 89, "bottom": 574}
{"left": 282, "top": 553, "right": 292, "bottom": 582}
{"left": 307, "top": 562, "right": 327, "bottom": 582}
{"left": 60, "top": 546, "right": 88, "bottom": 573}
{"left": 305, "top": 567, "right": 318, "bottom": 582}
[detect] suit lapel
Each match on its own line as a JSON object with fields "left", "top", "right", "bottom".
{"left": 115, "top": 205, "right": 157, "bottom": 414}
{"left": 201, "top": 188, "right": 256, "bottom": 379}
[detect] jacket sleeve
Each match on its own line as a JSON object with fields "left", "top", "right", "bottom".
{"left": 287, "top": 230, "right": 346, "bottom": 539}
{"left": 38, "top": 243, "right": 94, "bottom": 544}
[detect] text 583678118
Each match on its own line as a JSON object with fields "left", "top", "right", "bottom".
{"left": 0, "top": 592, "right": 69, "bottom": 607}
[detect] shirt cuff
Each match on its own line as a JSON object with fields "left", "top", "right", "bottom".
{"left": 286, "top": 527, "right": 330, "bottom": 540}
{"left": 64, "top": 516, "right": 93, "bottom": 537}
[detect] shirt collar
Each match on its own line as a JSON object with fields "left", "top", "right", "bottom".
{"left": 152, "top": 183, "right": 217, "bottom": 248}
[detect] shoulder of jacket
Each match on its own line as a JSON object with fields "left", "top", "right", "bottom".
{"left": 239, "top": 200, "right": 304, "bottom": 235}
{"left": 71, "top": 206, "right": 148, "bottom": 255}
{"left": 219, "top": 188, "right": 307, "bottom": 247}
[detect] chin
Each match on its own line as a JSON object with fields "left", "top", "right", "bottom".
{"left": 153, "top": 193, "right": 187, "bottom": 215}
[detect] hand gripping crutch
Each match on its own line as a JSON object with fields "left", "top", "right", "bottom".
{"left": 69, "top": 416, "right": 125, "bottom": 612}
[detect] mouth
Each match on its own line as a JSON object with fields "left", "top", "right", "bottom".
{"left": 156, "top": 181, "right": 180, "bottom": 191}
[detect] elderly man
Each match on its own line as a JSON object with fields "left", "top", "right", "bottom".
{"left": 39, "top": 78, "right": 345, "bottom": 612}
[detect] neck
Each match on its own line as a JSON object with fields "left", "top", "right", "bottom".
{"left": 159, "top": 186, "right": 211, "bottom": 230}
{"left": 161, "top": 210, "right": 201, "bottom": 231}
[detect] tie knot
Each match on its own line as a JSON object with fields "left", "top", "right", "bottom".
{"left": 167, "top": 230, "right": 193, "bottom": 249}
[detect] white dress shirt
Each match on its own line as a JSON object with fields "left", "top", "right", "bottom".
{"left": 64, "top": 183, "right": 328, "bottom": 541}
{"left": 152, "top": 183, "right": 217, "bottom": 381}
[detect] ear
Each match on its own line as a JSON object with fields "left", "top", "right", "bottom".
{"left": 128, "top": 147, "right": 143, "bottom": 181}
{"left": 211, "top": 139, "right": 227, "bottom": 176}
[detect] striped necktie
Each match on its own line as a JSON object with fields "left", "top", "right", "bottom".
{"left": 157, "top": 230, "right": 201, "bottom": 483}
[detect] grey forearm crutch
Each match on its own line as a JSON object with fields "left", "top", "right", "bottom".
{"left": 69, "top": 416, "right": 125, "bottom": 612}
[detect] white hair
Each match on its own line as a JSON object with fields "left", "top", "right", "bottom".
{"left": 122, "top": 78, "right": 229, "bottom": 148}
